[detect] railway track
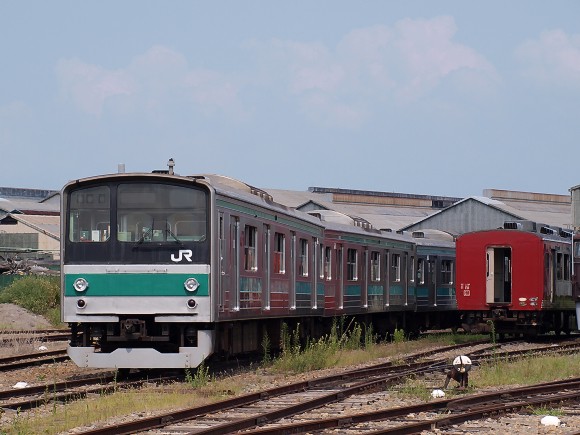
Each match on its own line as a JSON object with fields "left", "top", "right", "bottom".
{"left": 61, "top": 343, "right": 580, "bottom": 435}
{"left": 245, "top": 378, "right": 580, "bottom": 434}
{"left": 65, "top": 340, "right": 523, "bottom": 435}
{"left": 0, "top": 349, "right": 69, "bottom": 371}
{"left": 0, "top": 371, "right": 177, "bottom": 411}
{"left": 4, "top": 339, "right": 578, "bottom": 434}
{"left": 0, "top": 329, "right": 71, "bottom": 345}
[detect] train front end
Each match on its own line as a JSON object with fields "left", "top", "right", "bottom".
{"left": 61, "top": 173, "right": 214, "bottom": 368}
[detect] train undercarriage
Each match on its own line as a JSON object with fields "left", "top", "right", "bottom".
{"left": 460, "top": 309, "right": 577, "bottom": 337}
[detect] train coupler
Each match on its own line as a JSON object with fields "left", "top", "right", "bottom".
{"left": 121, "top": 319, "right": 147, "bottom": 340}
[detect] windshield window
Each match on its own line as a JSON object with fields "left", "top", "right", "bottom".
{"left": 117, "top": 183, "right": 207, "bottom": 243}
{"left": 69, "top": 186, "right": 111, "bottom": 242}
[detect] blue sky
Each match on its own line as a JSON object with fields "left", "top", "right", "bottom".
{"left": 2, "top": 1, "right": 580, "bottom": 197}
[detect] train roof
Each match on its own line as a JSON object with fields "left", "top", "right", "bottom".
{"left": 457, "top": 226, "right": 573, "bottom": 244}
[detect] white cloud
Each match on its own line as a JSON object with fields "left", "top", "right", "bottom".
{"left": 55, "top": 19, "right": 498, "bottom": 126}
{"left": 269, "top": 40, "right": 346, "bottom": 93}
{"left": 516, "top": 29, "right": 580, "bottom": 89}
{"left": 254, "top": 16, "right": 498, "bottom": 126}
{"left": 56, "top": 45, "right": 242, "bottom": 117}
{"left": 55, "top": 59, "right": 135, "bottom": 115}
{"left": 392, "top": 16, "right": 498, "bottom": 100}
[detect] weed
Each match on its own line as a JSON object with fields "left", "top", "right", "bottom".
{"left": 185, "top": 361, "right": 212, "bottom": 388}
{"left": 487, "top": 320, "right": 496, "bottom": 343}
{"left": 364, "top": 323, "right": 377, "bottom": 349}
{"left": 392, "top": 328, "right": 406, "bottom": 343}
{"left": 261, "top": 330, "right": 271, "bottom": 365}
{"left": 397, "top": 379, "right": 432, "bottom": 401}
{"left": 530, "top": 406, "right": 564, "bottom": 416}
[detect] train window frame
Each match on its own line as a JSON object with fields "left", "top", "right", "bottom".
{"left": 299, "top": 238, "right": 309, "bottom": 277}
{"left": 575, "top": 241, "right": 580, "bottom": 258}
{"left": 324, "top": 246, "right": 332, "bottom": 281}
{"left": 392, "top": 253, "right": 401, "bottom": 282}
{"left": 441, "top": 259, "right": 454, "bottom": 285}
{"left": 417, "top": 258, "right": 425, "bottom": 284}
{"left": 370, "top": 251, "right": 380, "bottom": 282}
{"left": 244, "top": 225, "right": 258, "bottom": 272}
{"left": 347, "top": 248, "right": 358, "bottom": 281}
{"left": 274, "top": 232, "right": 286, "bottom": 274}
{"left": 557, "top": 252, "right": 563, "bottom": 280}
{"left": 319, "top": 244, "right": 325, "bottom": 279}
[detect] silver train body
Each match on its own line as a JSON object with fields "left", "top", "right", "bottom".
{"left": 61, "top": 172, "right": 457, "bottom": 368}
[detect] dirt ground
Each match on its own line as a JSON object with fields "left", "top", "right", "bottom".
{"left": 0, "top": 303, "right": 53, "bottom": 330}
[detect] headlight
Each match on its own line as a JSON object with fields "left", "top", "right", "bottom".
{"left": 184, "top": 278, "right": 199, "bottom": 292}
{"left": 73, "top": 278, "right": 89, "bottom": 292}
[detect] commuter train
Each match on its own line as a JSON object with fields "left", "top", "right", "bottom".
{"left": 61, "top": 169, "right": 458, "bottom": 368}
{"left": 456, "top": 221, "right": 580, "bottom": 336}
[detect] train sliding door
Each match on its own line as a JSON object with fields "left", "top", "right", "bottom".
{"left": 486, "top": 247, "right": 512, "bottom": 304}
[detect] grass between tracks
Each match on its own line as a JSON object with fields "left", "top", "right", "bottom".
{"left": 399, "top": 352, "right": 580, "bottom": 402}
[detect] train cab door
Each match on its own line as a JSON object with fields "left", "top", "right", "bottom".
{"left": 486, "top": 247, "right": 512, "bottom": 304}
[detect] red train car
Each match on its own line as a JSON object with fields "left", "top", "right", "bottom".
{"left": 456, "top": 222, "right": 577, "bottom": 336}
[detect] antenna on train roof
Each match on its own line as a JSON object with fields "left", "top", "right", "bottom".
{"left": 168, "top": 158, "right": 175, "bottom": 175}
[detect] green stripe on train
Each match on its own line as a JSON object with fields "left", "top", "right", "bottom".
{"left": 64, "top": 273, "right": 209, "bottom": 297}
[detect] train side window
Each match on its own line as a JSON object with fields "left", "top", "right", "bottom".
{"left": 441, "top": 260, "right": 454, "bottom": 285}
{"left": 370, "top": 251, "right": 380, "bottom": 282}
{"left": 319, "top": 244, "right": 325, "bottom": 279}
{"left": 557, "top": 253, "right": 563, "bottom": 280}
{"left": 299, "top": 238, "right": 309, "bottom": 277}
{"left": 273, "top": 232, "right": 285, "bottom": 274}
{"left": 392, "top": 253, "right": 401, "bottom": 282}
{"left": 347, "top": 248, "right": 358, "bottom": 281}
{"left": 564, "top": 254, "right": 571, "bottom": 280}
{"left": 409, "top": 256, "right": 415, "bottom": 283}
{"left": 324, "top": 246, "right": 332, "bottom": 280}
{"left": 575, "top": 241, "right": 580, "bottom": 258}
{"left": 417, "top": 258, "right": 425, "bottom": 284}
{"left": 244, "top": 225, "right": 258, "bottom": 271}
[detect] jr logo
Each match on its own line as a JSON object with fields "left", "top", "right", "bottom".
{"left": 171, "top": 250, "right": 193, "bottom": 263}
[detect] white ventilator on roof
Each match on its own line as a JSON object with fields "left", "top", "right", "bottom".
{"left": 307, "top": 209, "right": 356, "bottom": 226}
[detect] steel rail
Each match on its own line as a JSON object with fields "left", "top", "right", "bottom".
{"left": 0, "top": 352, "right": 69, "bottom": 371}
{"left": 0, "top": 373, "right": 177, "bottom": 410}
{"left": 247, "top": 378, "right": 580, "bottom": 434}
{"left": 63, "top": 340, "right": 531, "bottom": 435}
{"left": 72, "top": 340, "right": 492, "bottom": 435}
